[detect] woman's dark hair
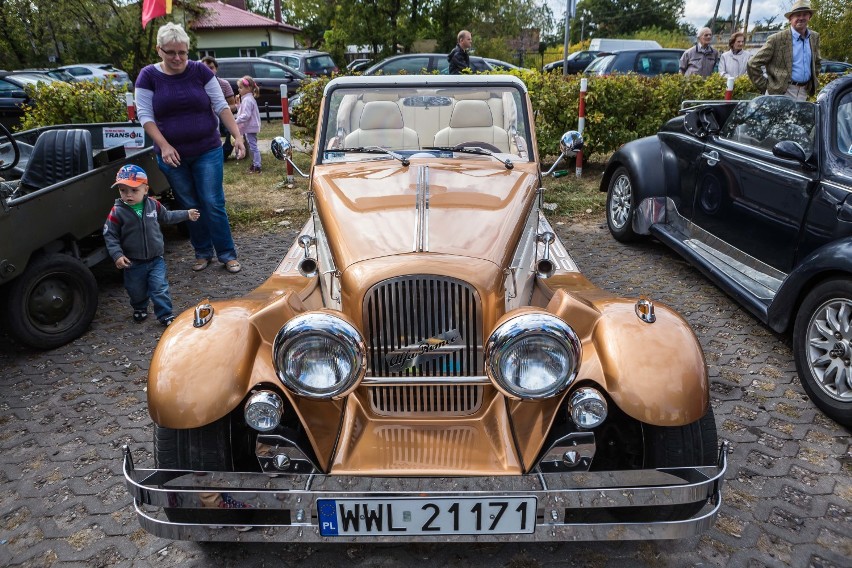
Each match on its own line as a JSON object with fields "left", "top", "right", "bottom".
{"left": 201, "top": 55, "right": 218, "bottom": 69}
{"left": 728, "top": 32, "right": 746, "bottom": 50}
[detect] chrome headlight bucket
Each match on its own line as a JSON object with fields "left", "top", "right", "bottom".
{"left": 244, "top": 390, "right": 284, "bottom": 432}
{"left": 485, "top": 312, "right": 582, "bottom": 400}
{"left": 569, "top": 387, "right": 608, "bottom": 429}
{"left": 272, "top": 312, "right": 366, "bottom": 399}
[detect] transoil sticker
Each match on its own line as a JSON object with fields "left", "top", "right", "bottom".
{"left": 103, "top": 127, "right": 145, "bottom": 149}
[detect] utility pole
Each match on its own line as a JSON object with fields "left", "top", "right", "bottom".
{"left": 736, "top": 0, "right": 745, "bottom": 32}
{"left": 562, "top": 0, "right": 574, "bottom": 75}
{"left": 711, "top": 0, "right": 722, "bottom": 34}
{"left": 731, "top": 0, "right": 736, "bottom": 35}
{"left": 743, "top": 0, "right": 753, "bottom": 39}
{"left": 580, "top": 15, "right": 585, "bottom": 44}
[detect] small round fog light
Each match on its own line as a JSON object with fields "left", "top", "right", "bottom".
{"left": 244, "top": 391, "right": 284, "bottom": 432}
{"left": 569, "top": 387, "right": 608, "bottom": 429}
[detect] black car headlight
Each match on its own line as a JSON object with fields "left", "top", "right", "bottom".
{"left": 485, "top": 313, "right": 581, "bottom": 399}
{"left": 273, "top": 312, "right": 366, "bottom": 399}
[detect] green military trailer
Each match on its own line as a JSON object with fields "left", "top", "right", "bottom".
{"left": 0, "top": 122, "right": 170, "bottom": 349}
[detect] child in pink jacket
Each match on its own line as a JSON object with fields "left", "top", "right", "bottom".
{"left": 235, "top": 76, "right": 261, "bottom": 173}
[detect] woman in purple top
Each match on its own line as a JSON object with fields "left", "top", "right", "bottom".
{"left": 135, "top": 23, "right": 245, "bottom": 273}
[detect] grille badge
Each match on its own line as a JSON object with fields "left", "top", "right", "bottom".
{"left": 385, "top": 329, "right": 463, "bottom": 372}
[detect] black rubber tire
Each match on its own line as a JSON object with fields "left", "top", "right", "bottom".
{"left": 643, "top": 405, "right": 719, "bottom": 469}
{"left": 606, "top": 166, "right": 639, "bottom": 242}
{"left": 154, "top": 418, "right": 234, "bottom": 471}
{"left": 793, "top": 279, "right": 852, "bottom": 428}
{"left": 3, "top": 253, "right": 98, "bottom": 349}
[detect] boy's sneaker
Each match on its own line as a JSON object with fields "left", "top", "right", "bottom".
{"left": 160, "top": 315, "right": 176, "bottom": 327}
{"left": 133, "top": 311, "right": 147, "bottom": 323}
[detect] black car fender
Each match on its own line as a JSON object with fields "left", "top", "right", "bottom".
{"left": 768, "top": 237, "right": 852, "bottom": 332}
{"left": 600, "top": 135, "right": 679, "bottom": 206}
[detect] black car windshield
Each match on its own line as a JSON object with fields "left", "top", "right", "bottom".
{"left": 719, "top": 95, "right": 816, "bottom": 156}
{"left": 320, "top": 84, "right": 531, "bottom": 163}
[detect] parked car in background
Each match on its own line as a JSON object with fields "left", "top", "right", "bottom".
{"left": 821, "top": 60, "right": 852, "bottom": 74}
{"left": 215, "top": 57, "right": 306, "bottom": 109}
{"left": 0, "top": 71, "right": 60, "bottom": 130}
{"left": 584, "top": 49, "right": 684, "bottom": 76}
{"left": 345, "top": 58, "right": 374, "bottom": 72}
{"left": 262, "top": 50, "right": 338, "bottom": 77}
{"left": 56, "top": 63, "right": 131, "bottom": 89}
{"left": 364, "top": 53, "right": 493, "bottom": 75}
{"left": 482, "top": 57, "right": 521, "bottom": 71}
{"left": 122, "top": 74, "right": 725, "bottom": 542}
{"left": 543, "top": 50, "right": 600, "bottom": 74}
{"left": 601, "top": 74, "right": 852, "bottom": 427}
{"left": 17, "top": 68, "right": 75, "bottom": 82}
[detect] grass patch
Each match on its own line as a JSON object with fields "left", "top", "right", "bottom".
{"left": 541, "top": 162, "right": 607, "bottom": 220}
{"left": 222, "top": 126, "right": 313, "bottom": 231}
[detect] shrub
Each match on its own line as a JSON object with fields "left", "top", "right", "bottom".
{"left": 288, "top": 70, "right": 835, "bottom": 160}
{"left": 19, "top": 79, "right": 127, "bottom": 130}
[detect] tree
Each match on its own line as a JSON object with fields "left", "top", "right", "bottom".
{"left": 573, "top": 0, "right": 684, "bottom": 38}
{"left": 811, "top": 0, "right": 852, "bottom": 61}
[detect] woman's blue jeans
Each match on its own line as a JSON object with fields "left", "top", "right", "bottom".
{"left": 124, "top": 256, "right": 173, "bottom": 320}
{"left": 157, "top": 146, "right": 237, "bottom": 262}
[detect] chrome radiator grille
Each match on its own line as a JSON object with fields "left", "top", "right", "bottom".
{"left": 363, "top": 276, "right": 483, "bottom": 377}
{"left": 368, "top": 385, "right": 484, "bottom": 416}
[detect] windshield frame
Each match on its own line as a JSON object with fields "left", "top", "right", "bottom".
{"left": 317, "top": 77, "right": 534, "bottom": 166}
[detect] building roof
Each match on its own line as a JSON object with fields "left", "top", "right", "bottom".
{"left": 192, "top": 1, "right": 301, "bottom": 33}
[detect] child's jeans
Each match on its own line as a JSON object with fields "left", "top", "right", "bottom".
{"left": 245, "top": 133, "right": 261, "bottom": 169}
{"left": 124, "top": 256, "right": 173, "bottom": 320}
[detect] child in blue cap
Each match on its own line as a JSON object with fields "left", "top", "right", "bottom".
{"left": 103, "top": 164, "right": 200, "bottom": 326}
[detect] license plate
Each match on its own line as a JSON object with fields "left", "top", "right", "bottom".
{"left": 317, "top": 496, "right": 536, "bottom": 536}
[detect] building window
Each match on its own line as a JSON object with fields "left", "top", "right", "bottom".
{"left": 198, "top": 49, "right": 216, "bottom": 58}
{"left": 240, "top": 48, "right": 258, "bottom": 57}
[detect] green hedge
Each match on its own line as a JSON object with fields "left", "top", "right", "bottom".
{"left": 274, "top": 71, "right": 850, "bottom": 160}
{"left": 19, "top": 79, "right": 127, "bottom": 131}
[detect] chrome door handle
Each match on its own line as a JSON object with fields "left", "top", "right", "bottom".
{"left": 701, "top": 150, "right": 719, "bottom": 166}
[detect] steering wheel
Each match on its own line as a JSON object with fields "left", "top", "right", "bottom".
{"left": 0, "top": 122, "right": 20, "bottom": 172}
{"left": 454, "top": 141, "right": 502, "bottom": 153}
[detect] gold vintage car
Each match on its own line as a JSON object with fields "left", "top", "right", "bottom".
{"left": 123, "top": 75, "right": 726, "bottom": 542}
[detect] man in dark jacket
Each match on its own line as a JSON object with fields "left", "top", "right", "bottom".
{"left": 448, "top": 30, "right": 472, "bottom": 74}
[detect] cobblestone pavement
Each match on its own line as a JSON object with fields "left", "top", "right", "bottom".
{"left": 0, "top": 216, "right": 850, "bottom": 568}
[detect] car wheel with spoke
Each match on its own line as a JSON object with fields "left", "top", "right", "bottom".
{"left": 793, "top": 279, "right": 852, "bottom": 427}
{"left": 606, "top": 166, "right": 639, "bottom": 242}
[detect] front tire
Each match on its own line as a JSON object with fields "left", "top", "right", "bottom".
{"left": 606, "top": 166, "right": 639, "bottom": 242}
{"left": 154, "top": 419, "right": 234, "bottom": 471}
{"left": 3, "top": 253, "right": 98, "bottom": 349}
{"left": 793, "top": 279, "right": 852, "bottom": 427}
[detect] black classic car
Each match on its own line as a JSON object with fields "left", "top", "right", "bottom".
{"left": 601, "top": 75, "right": 852, "bottom": 427}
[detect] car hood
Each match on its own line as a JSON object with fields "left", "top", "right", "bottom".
{"left": 312, "top": 158, "right": 539, "bottom": 271}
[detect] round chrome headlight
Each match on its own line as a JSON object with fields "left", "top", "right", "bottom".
{"left": 244, "top": 390, "right": 284, "bottom": 432}
{"left": 273, "top": 312, "right": 366, "bottom": 399}
{"left": 485, "top": 313, "right": 581, "bottom": 399}
{"left": 569, "top": 387, "right": 608, "bottom": 429}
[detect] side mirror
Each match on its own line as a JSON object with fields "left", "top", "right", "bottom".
{"left": 773, "top": 140, "right": 807, "bottom": 163}
{"left": 543, "top": 131, "right": 583, "bottom": 177}
{"left": 271, "top": 136, "right": 309, "bottom": 178}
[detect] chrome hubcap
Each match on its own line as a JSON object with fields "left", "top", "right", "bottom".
{"left": 806, "top": 298, "right": 852, "bottom": 402}
{"left": 609, "top": 175, "right": 632, "bottom": 229}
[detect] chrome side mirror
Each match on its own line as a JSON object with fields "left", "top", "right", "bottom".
{"left": 271, "top": 136, "right": 309, "bottom": 178}
{"left": 543, "top": 131, "right": 583, "bottom": 177}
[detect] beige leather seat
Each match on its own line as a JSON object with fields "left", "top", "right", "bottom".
{"left": 433, "top": 100, "right": 510, "bottom": 152}
{"left": 344, "top": 101, "right": 419, "bottom": 150}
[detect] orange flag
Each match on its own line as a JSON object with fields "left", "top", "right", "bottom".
{"left": 142, "top": 0, "right": 172, "bottom": 29}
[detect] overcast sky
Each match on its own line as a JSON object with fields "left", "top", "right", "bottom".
{"left": 545, "top": 0, "right": 791, "bottom": 33}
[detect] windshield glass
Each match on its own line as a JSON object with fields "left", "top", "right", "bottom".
{"left": 585, "top": 55, "right": 613, "bottom": 74}
{"left": 319, "top": 84, "right": 531, "bottom": 164}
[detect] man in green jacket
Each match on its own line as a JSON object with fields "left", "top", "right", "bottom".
{"left": 747, "top": 0, "right": 820, "bottom": 101}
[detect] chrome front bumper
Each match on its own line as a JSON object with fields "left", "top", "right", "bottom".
{"left": 122, "top": 443, "right": 728, "bottom": 542}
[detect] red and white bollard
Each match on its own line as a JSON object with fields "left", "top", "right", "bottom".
{"left": 280, "top": 85, "right": 294, "bottom": 183}
{"left": 576, "top": 78, "right": 587, "bottom": 178}
{"left": 125, "top": 92, "right": 136, "bottom": 121}
{"left": 725, "top": 77, "right": 735, "bottom": 101}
